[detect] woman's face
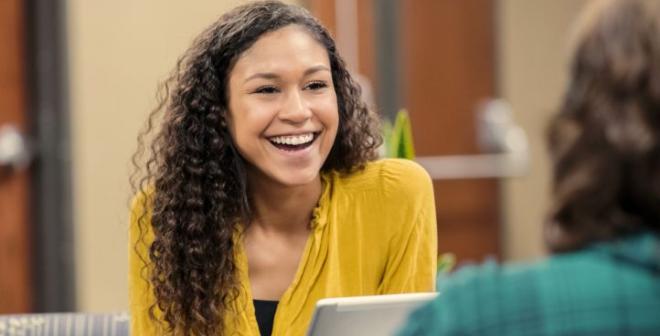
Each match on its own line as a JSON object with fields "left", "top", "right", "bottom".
{"left": 227, "top": 25, "right": 339, "bottom": 188}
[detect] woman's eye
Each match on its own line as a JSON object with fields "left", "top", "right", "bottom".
{"left": 253, "top": 86, "right": 279, "bottom": 94}
{"left": 305, "top": 81, "right": 328, "bottom": 91}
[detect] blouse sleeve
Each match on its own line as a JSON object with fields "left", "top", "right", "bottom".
{"left": 128, "top": 192, "right": 161, "bottom": 335}
{"left": 378, "top": 161, "right": 438, "bottom": 293}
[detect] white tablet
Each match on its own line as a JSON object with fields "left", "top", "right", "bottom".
{"left": 306, "top": 292, "right": 438, "bottom": 336}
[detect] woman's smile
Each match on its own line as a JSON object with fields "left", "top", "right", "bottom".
{"left": 267, "top": 131, "right": 320, "bottom": 154}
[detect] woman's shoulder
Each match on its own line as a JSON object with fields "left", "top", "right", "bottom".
{"left": 338, "top": 158, "right": 432, "bottom": 194}
{"left": 438, "top": 254, "right": 590, "bottom": 293}
{"left": 409, "top": 242, "right": 660, "bottom": 335}
{"left": 435, "top": 242, "right": 658, "bottom": 311}
{"left": 366, "top": 157, "right": 429, "bottom": 177}
{"left": 326, "top": 159, "right": 435, "bottom": 230}
{"left": 400, "top": 259, "right": 559, "bottom": 335}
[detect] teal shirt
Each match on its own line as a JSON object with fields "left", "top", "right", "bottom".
{"left": 399, "top": 233, "right": 660, "bottom": 335}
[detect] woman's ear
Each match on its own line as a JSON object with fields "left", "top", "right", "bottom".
{"left": 221, "top": 112, "right": 236, "bottom": 141}
{"left": 221, "top": 111, "right": 231, "bottom": 129}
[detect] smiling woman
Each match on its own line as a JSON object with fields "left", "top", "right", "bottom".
{"left": 227, "top": 25, "right": 339, "bottom": 188}
{"left": 128, "top": 1, "right": 437, "bottom": 335}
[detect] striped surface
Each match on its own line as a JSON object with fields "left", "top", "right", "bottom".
{"left": 0, "top": 313, "right": 129, "bottom": 336}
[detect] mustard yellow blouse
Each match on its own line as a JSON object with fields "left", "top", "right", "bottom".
{"left": 129, "top": 158, "right": 437, "bottom": 335}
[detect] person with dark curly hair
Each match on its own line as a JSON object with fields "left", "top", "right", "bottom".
{"left": 128, "top": 1, "right": 437, "bottom": 335}
{"left": 398, "top": 0, "right": 660, "bottom": 335}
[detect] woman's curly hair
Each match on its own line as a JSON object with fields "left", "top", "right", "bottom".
{"left": 129, "top": 1, "right": 381, "bottom": 334}
{"left": 545, "top": 0, "right": 660, "bottom": 252}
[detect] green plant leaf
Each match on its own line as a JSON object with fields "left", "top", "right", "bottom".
{"left": 387, "top": 109, "right": 416, "bottom": 159}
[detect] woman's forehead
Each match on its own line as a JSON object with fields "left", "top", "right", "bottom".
{"left": 230, "top": 25, "right": 330, "bottom": 79}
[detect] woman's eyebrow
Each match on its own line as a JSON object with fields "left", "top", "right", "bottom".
{"left": 303, "top": 65, "right": 331, "bottom": 77}
{"left": 244, "top": 72, "right": 279, "bottom": 84}
{"left": 243, "top": 65, "right": 330, "bottom": 84}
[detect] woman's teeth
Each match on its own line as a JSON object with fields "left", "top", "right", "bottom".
{"left": 269, "top": 133, "right": 314, "bottom": 146}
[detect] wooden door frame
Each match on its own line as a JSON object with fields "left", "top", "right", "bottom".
{"left": 0, "top": 0, "right": 32, "bottom": 313}
{"left": 309, "top": 0, "right": 402, "bottom": 120}
{"left": 26, "top": 0, "right": 76, "bottom": 312}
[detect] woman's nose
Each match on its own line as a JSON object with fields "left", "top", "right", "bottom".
{"left": 279, "top": 89, "right": 311, "bottom": 123}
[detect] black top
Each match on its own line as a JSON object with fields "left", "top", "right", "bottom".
{"left": 253, "top": 299, "right": 278, "bottom": 336}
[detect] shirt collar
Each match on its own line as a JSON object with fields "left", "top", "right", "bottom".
{"left": 592, "top": 232, "right": 660, "bottom": 273}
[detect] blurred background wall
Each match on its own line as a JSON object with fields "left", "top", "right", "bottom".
{"left": 498, "top": 0, "right": 588, "bottom": 260}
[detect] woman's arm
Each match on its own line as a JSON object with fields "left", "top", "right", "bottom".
{"left": 128, "top": 192, "right": 160, "bottom": 335}
{"left": 378, "top": 160, "right": 438, "bottom": 293}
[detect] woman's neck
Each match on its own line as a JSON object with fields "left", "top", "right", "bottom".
{"left": 247, "top": 172, "right": 322, "bottom": 235}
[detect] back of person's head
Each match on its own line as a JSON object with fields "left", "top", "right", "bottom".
{"left": 545, "top": 0, "right": 660, "bottom": 252}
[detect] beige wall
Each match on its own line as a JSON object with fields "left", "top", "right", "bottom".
{"left": 497, "top": 0, "right": 589, "bottom": 261}
{"left": 66, "top": 0, "right": 298, "bottom": 311}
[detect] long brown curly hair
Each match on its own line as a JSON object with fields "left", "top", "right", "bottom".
{"left": 129, "top": 1, "right": 381, "bottom": 334}
{"left": 545, "top": 0, "right": 660, "bottom": 252}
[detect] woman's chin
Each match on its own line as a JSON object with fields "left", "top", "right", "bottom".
{"left": 246, "top": 158, "right": 325, "bottom": 188}
{"left": 276, "top": 172, "right": 321, "bottom": 187}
